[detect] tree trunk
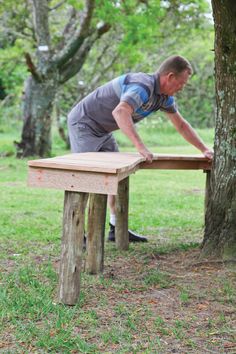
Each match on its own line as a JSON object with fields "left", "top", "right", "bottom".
{"left": 16, "top": 75, "right": 57, "bottom": 157}
{"left": 202, "top": 0, "right": 236, "bottom": 260}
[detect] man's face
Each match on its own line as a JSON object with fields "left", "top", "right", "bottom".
{"left": 164, "top": 70, "right": 190, "bottom": 96}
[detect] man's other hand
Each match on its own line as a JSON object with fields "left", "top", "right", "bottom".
{"left": 138, "top": 147, "right": 153, "bottom": 162}
{"left": 203, "top": 149, "right": 214, "bottom": 160}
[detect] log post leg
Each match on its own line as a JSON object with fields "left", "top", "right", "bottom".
{"left": 115, "top": 177, "right": 129, "bottom": 250}
{"left": 58, "top": 191, "right": 88, "bottom": 305}
{"left": 86, "top": 193, "right": 107, "bottom": 274}
{"left": 204, "top": 170, "right": 212, "bottom": 214}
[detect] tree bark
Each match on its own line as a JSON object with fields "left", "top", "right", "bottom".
{"left": 16, "top": 76, "right": 57, "bottom": 157}
{"left": 17, "top": 0, "right": 110, "bottom": 158}
{"left": 202, "top": 0, "right": 236, "bottom": 260}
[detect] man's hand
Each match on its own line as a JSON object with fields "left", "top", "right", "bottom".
{"left": 112, "top": 102, "right": 153, "bottom": 162}
{"left": 138, "top": 146, "right": 153, "bottom": 162}
{"left": 166, "top": 112, "right": 214, "bottom": 160}
{"left": 203, "top": 149, "right": 214, "bottom": 160}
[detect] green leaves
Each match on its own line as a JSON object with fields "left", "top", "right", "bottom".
{"left": 66, "top": 0, "right": 85, "bottom": 10}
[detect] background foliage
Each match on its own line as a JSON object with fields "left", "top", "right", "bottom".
{"left": 0, "top": 0, "right": 214, "bottom": 151}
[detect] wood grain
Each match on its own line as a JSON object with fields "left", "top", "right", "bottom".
{"left": 28, "top": 153, "right": 212, "bottom": 195}
{"left": 85, "top": 193, "right": 107, "bottom": 274}
{"left": 28, "top": 167, "right": 119, "bottom": 194}
{"left": 28, "top": 152, "right": 144, "bottom": 174}
{"left": 115, "top": 177, "right": 129, "bottom": 250}
{"left": 58, "top": 191, "right": 88, "bottom": 305}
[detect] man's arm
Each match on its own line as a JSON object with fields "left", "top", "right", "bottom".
{"left": 112, "top": 101, "right": 153, "bottom": 162}
{"left": 166, "top": 111, "right": 213, "bottom": 159}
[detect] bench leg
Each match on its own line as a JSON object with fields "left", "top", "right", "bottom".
{"left": 58, "top": 191, "right": 88, "bottom": 305}
{"left": 86, "top": 193, "right": 107, "bottom": 274}
{"left": 204, "top": 170, "right": 212, "bottom": 214}
{"left": 115, "top": 177, "right": 129, "bottom": 250}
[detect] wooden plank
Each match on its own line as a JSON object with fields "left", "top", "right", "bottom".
{"left": 28, "top": 152, "right": 144, "bottom": 174}
{"left": 115, "top": 177, "right": 129, "bottom": 250}
{"left": 48, "top": 152, "right": 209, "bottom": 161}
{"left": 27, "top": 153, "right": 212, "bottom": 195}
{"left": 58, "top": 191, "right": 88, "bottom": 305}
{"left": 140, "top": 160, "right": 212, "bottom": 170}
{"left": 28, "top": 153, "right": 212, "bottom": 174}
{"left": 85, "top": 193, "right": 107, "bottom": 274}
{"left": 117, "top": 166, "right": 139, "bottom": 182}
{"left": 28, "top": 167, "right": 119, "bottom": 195}
{"left": 151, "top": 153, "right": 211, "bottom": 161}
{"left": 29, "top": 158, "right": 118, "bottom": 174}
{"left": 140, "top": 153, "right": 212, "bottom": 170}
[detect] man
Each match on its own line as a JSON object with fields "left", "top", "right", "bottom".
{"left": 68, "top": 55, "right": 213, "bottom": 243}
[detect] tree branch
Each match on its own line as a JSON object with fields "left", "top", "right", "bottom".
{"left": 52, "top": 0, "right": 95, "bottom": 69}
{"left": 59, "top": 37, "right": 96, "bottom": 84}
{"left": 49, "top": 0, "right": 66, "bottom": 11}
{"left": 56, "top": 7, "right": 77, "bottom": 51}
{"left": 4, "top": 29, "right": 31, "bottom": 40}
{"left": 24, "top": 53, "right": 42, "bottom": 81}
{"left": 32, "top": 0, "right": 51, "bottom": 47}
{"left": 91, "top": 53, "right": 119, "bottom": 86}
{"left": 59, "top": 22, "right": 111, "bottom": 84}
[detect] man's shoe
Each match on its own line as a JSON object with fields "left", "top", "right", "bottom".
{"left": 108, "top": 223, "right": 148, "bottom": 243}
{"left": 128, "top": 229, "right": 148, "bottom": 243}
{"left": 108, "top": 223, "right": 115, "bottom": 242}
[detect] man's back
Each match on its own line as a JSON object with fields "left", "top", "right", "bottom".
{"left": 68, "top": 72, "right": 176, "bottom": 134}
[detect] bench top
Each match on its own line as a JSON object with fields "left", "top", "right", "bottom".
{"left": 28, "top": 152, "right": 143, "bottom": 174}
{"left": 28, "top": 152, "right": 211, "bottom": 174}
{"left": 28, "top": 153, "right": 212, "bottom": 194}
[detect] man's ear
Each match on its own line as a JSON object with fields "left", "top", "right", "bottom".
{"left": 166, "top": 72, "right": 175, "bottom": 80}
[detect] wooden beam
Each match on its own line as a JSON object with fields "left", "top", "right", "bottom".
{"left": 58, "top": 191, "right": 88, "bottom": 305}
{"left": 28, "top": 152, "right": 143, "bottom": 174}
{"left": 140, "top": 160, "right": 212, "bottom": 170}
{"left": 204, "top": 170, "right": 212, "bottom": 213}
{"left": 85, "top": 193, "right": 107, "bottom": 274}
{"left": 28, "top": 167, "right": 119, "bottom": 195}
{"left": 115, "top": 177, "right": 129, "bottom": 250}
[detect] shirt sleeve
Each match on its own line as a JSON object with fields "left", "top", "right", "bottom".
{"left": 160, "top": 96, "right": 177, "bottom": 113}
{"left": 120, "top": 84, "right": 149, "bottom": 111}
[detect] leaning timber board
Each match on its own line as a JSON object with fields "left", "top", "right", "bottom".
{"left": 28, "top": 152, "right": 212, "bottom": 195}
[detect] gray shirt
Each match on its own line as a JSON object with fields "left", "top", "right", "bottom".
{"left": 68, "top": 72, "right": 177, "bottom": 134}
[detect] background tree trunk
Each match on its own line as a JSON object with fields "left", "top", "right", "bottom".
{"left": 202, "top": 0, "right": 236, "bottom": 260}
{"left": 15, "top": 0, "right": 110, "bottom": 157}
{"left": 16, "top": 76, "right": 57, "bottom": 157}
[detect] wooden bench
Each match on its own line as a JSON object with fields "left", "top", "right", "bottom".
{"left": 28, "top": 152, "right": 212, "bottom": 305}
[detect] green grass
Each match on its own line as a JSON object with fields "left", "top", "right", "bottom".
{"left": 114, "top": 117, "right": 214, "bottom": 149}
{"left": 1, "top": 125, "right": 235, "bottom": 353}
{"left": 0, "top": 122, "right": 213, "bottom": 244}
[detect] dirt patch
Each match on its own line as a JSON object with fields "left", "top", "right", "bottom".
{"left": 0, "top": 244, "right": 235, "bottom": 353}
{"left": 82, "top": 248, "right": 236, "bottom": 353}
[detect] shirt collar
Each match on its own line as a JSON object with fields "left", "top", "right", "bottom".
{"left": 153, "top": 73, "right": 161, "bottom": 95}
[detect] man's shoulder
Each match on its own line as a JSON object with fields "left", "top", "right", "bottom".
{"left": 113, "top": 73, "right": 154, "bottom": 96}
{"left": 122, "top": 72, "right": 154, "bottom": 86}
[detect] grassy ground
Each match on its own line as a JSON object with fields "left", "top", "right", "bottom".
{"left": 0, "top": 124, "right": 235, "bottom": 353}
